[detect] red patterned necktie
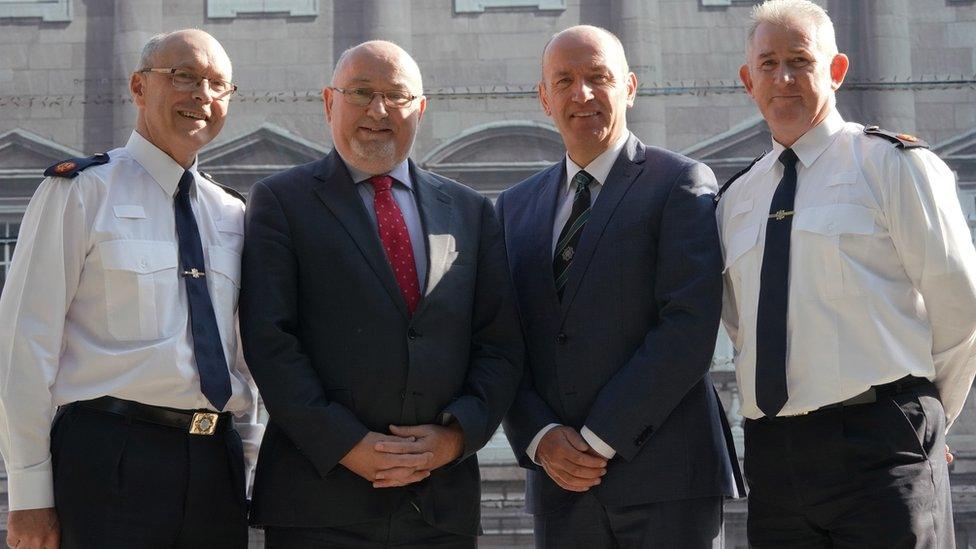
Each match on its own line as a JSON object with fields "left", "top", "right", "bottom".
{"left": 369, "top": 175, "right": 421, "bottom": 315}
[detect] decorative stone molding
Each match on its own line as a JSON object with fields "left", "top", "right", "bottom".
{"left": 453, "top": 0, "right": 565, "bottom": 14}
{"left": 206, "top": 0, "right": 317, "bottom": 19}
{"left": 422, "top": 121, "right": 564, "bottom": 198}
{"left": 0, "top": 0, "right": 72, "bottom": 22}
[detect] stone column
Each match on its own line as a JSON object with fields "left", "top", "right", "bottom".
{"left": 613, "top": 0, "right": 666, "bottom": 147}
{"left": 112, "top": 0, "right": 161, "bottom": 145}
{"left": 361, "top": 0, "right": 412, "bottom": 50}
{"left": 858, "top": 0, "right": 915, "bottom": 132}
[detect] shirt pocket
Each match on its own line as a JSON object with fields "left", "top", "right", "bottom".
{"left": 98, "top": 239, "right": 179, "bottom": 341}
{"left": 793, "top": 204, "right": 876, "bottom": 300}
{"left": 723, "top": 222, "right": 762, "bottom": 349}
{"left": 207, "top": 246, "right": 242, "bottom": 341}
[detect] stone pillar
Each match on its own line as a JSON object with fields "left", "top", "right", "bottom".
{"left": 858, "top": 0, "right": 915, "bottom": 132}
{"left": 361, "top": 0, "right": 412, "bottom": 51}
{"left": 613, "top": 0, "right": 666, "bottom": 147}
{"left": 112, "top": 0, "right": 161, "bottom": 145}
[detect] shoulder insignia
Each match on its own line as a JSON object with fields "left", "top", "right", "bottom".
{"left": 44, "top": 153, "right": 110, "bottom": 178}
{"left": 715, "top": 151, "right": 767, "bottom": 204}
{"left": 199, "top": 170, "right": 246, "bottom": 204}
{"left": 863, "top": 126, "right": 929, "bottom": 149}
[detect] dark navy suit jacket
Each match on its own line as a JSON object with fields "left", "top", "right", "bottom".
{"left": 496, "top": 134, "right": 744, "bottom": 514}
{"left": 240, "top": 150, "right": 523, "bottom": 535}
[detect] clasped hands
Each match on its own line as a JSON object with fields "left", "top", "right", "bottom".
{"left": 339, "top": 423, "right": 464, "bottom": 488}
{"left": 536, "top": 425, "right": 608, "bottom": 492}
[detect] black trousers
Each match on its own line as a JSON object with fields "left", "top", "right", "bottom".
{"left": 263, "top": 495, "right": 475, "bottom": 549}
{"left": 533, "top": 492, "right": 723, "bottom": 549}
{"left": 51, "top": 404, "right": 248, "bottom": 549}
{"left": 744, "top": 381, "right": 954, "bottom": 548}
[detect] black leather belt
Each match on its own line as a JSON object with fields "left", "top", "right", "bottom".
{"left": 69, "top": 396, "right": 232, "bottom": 436}
{"left": 781, "top": 375, "right": 932, "bottom": 417}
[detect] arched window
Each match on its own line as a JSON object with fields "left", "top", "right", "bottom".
{"left": 421, "top": 121, "right": 564, "bottom": 199}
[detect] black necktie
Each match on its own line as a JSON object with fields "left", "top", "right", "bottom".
{"left": 553, "top": 170, "right": 593, "bottom": 300}
{"left": 755, "top": 148, "right": 799, "bottom": 418}
{"left": 175, "top": 170, "right": 232, "bottom": 410}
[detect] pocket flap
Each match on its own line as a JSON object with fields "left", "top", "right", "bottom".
{"left": 99, "top": 240, "right": 177, "bottom": 274}
{"left": 216, "top": 217, "right": 243, "bottom": 235}
{"left": 723, "top": 224, "right": 760, "bottom": 271}
{"left": 794, "top": 204, "right": 875, "bottom": 236}
{"left": 208, "top": 246, "right": 241, "bottom": 286}
{"left": 113, "top": 205, "right": 146, "bottom": 219}
{"left": 826, "top": 172, "right": 859, "bottom": 187}
{"left": 727, "top": 198, "right": 754, "bottom": 219}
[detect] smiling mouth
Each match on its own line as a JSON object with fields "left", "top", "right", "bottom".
{"left": 178, "top": 110, "right": 208, "bottom": 121}
{"left": 359, "top": 126, "right": 392, "bottom": 133}
{"left": 571, "top": 111, "right": 600, "bottom": 118}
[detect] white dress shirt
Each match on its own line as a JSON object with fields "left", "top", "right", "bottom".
{"left": 345, "top": 158, "right": 428, "bottom": 291}
{"left": 0, "top": 131, "right": 263, "bottom": 511}
{"left": 527, "top": 131, "right": 630, "bottom": 464}
{"left": 717, "top": 110, "right": 976, "bottom": 424}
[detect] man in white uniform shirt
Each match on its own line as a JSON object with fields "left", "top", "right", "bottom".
{"left": 718, "top": 1, "right": 976, "bottom": 547}
{"left": 0, "top": 29, "right": 262, "bottom": 549}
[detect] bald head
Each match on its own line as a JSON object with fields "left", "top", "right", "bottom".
{"left": 332, "top": 40, "right": 423, "bottom": 94}
{"left": 139, "top": 29, "right": 232, "bottom": 77}
{"left": 543, "top": 25, "right": 629, "bottom": 78}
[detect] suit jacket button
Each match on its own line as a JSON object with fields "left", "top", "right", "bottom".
{"left": 555, "top": 333, "right": 567, "bottom": 344}
{"left": 408, "top": 328, "right": 419, "bottom": 340}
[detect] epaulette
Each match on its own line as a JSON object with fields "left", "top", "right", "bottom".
{"left": 199, "top": 170, "right": 246, "bottom": 204}
{"left": 44, "top": 153, "right": 110, "bottom": 178}
{"left": 863, "top": 126, "right": 929, "bottom": 149}
{"left": 715, "top": 151, "right": 767, "bottom": 204}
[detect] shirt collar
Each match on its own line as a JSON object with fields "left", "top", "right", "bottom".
{"left": 564, "top": 131, "right": 630, "bottom": 189}
{"left": 344, "top": 157, "right": 413, "bottom": 190}
{"left": 757, "top": 109, "right": 846, "bottom": 175}
{"left": 125, "top": 131, "right": 198, "bottom": 197}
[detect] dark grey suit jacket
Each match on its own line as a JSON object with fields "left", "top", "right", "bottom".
{"left": 496, "top": 134, "right": 743, "bottom": 514}
{"left": 240, "top": 150, "right": 523, "bottom": 535}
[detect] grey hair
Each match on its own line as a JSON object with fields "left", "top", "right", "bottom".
{"left": 747, "top": 0, "right": 838, "bottom": 56}
{"left": 138, "top": 32, "right": 169, "bottom": 70}
{"left": 331, "top": 40, "right": 424, "bottom": 93}
{"left": 137, "top": 29, "right": 227, "bottom": 72}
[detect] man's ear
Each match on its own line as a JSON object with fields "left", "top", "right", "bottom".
{"left": 130, "top": 72, "right": 146, "bottom": 107}
{"left": 323, "top": 86, "right": 334, "bottom": 123}
{"left": 625, "top": 72, "right": 637, "bottom": 108}
{"left": 739, "top": 64, "right": 754, "bottom": 97}
{"left": 538, "top": 82, "right": 552, "bottom": 117}
{"left": 416, "top": 95, "right": 428, "bottom": 121}
{"left": 829, "top": 53, "right": 849, "bottom": 91}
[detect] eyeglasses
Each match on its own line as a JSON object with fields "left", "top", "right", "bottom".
{"left": 329, "top": 87, "right": 420, "bottom": 108}
{"left": 139, "top": 68, "right": 237, "bottom": 99}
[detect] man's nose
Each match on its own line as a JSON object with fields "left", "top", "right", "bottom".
{"left": 776, "top": 65, "right": 795, "bottom": 85}
{"left": 191, "top": 79, "right": 218, "bottom": 102}
{"left": 571, "top": 81, "right": 594, "bottom": 103}
{"left": 365, "top": 93, "right": 388, "bottom": 118}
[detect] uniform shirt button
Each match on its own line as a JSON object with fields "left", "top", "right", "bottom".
{"left": 556, "top": 333, "right": 567, "bottom": 344}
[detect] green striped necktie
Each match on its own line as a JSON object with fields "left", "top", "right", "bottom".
{"left": 553, "top": 169, "right": 593, "bottom": 300}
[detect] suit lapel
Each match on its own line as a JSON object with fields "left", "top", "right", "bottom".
{"left": 411, "top": 162, "right": 454, "bottom": 319}
{"left": 560, "top": 134, "right": 646, "bottom": 318}
{"left": 312, "top": 150, "right": 409, "bottom": 319}
{"left": 529, "top": 162, "right": 565, "bottom": 311}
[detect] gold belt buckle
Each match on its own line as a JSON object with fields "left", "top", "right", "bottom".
{"left": 189, "top": 412, "right": 219, "bottom": 435}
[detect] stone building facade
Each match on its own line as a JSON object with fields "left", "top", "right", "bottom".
{"left": 1, "top": 0, "right": 975, "bottom": 547}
